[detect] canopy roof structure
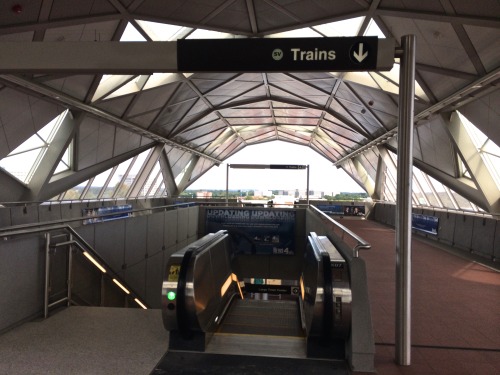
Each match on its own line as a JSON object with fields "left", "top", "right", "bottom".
{"left": 0, "top": 0, "right": 498, "bottom": 213}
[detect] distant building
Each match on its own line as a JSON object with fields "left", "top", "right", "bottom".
{"left": 196, "top": 191, "right": 212, "bottom": 198}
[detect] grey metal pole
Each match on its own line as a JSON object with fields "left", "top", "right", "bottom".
{"left": 44, "top": 232, "right": 51, "bottom": 318}
{"left": 67, "top": 234, "right": 73, "bottom": 307}
{"left": 396, "top": 34, "right": 416, "bottom": 366}
{"left": 226, "top": 164, "right": 229, "bottom": 206}
{"left": 306, "top": 165, "right": 310, "bottom": 206}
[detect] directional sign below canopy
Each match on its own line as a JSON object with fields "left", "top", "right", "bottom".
{"left": 178, "top": 37, "right": 394, "bottom": 72}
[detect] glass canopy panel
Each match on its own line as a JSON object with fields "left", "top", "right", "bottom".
{"left": 82, "top": 169, "right": 113, "bottom": 199}
{"left": 313, "top": 17, "right": 365, "bottom": 37}
{"left": 0, "top": 110, "right": 68, "bottom": 183}
{"left": 450, "top": 190, "right": 476, "bottom": 211}
{"left": 267, "top": 27, "right": 322, "bottom": 38}
{"left": 187, "top": 28, "right": 235, "bottom": 39}
{"left": 155, "top": 182, "right": 167, "bottom": 197}
{"left": 458, "top": 111, "right": 500, "bottom": 190}
{"left": 376, "top": 64, "right": 429, "bottom": 102}
{"left": 62, "top": 182, "right": 86, "bottom": 200}
{"left": 120, "top": 22, "right": 147, "bottom": 42}
{"left": 228, "top": 117, "right": 274, "bottom": 125}
{"left": 427, "top": 174, "right": 457, "bottom": 209}
{"left": 92, "top": 75, "right": 135, "bottom": 102}
{"left": 0, "top": 149, "right": 41, "bottom": 183}
{"left": 414, "top": 168, "right": 441, "bottom": 207}
{"left": 116, "top": 149, "right": 152, "bottom": 197}
{"left": 135, "top": 21, "right": 187, "bottom": 41}
{"left": 342, "top": 72, "right": 380, "bottom": 89}
{"left": 54, "top": 143, "right": 72, "bottom": 175}
{"left": 364, "top": 18, "right": 386, "bottom": 38}
{"left": 276, "top": 117, "right": 319, "bottom": 125}
{"left": 140, "top": 162, "right": 161, "bottom": 196}
{"left": 101, "top": 158, "right": 134, "bottom": 198}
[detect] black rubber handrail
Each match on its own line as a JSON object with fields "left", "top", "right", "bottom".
{"left": 176, "top": 249, "right": 195, "bottom": 338}
{"left": 321, "top": 251, "right": 334, "bottom": 343}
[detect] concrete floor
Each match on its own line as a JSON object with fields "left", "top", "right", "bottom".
{"left": 0, "top": 307, "right": 167, "bottom": 375}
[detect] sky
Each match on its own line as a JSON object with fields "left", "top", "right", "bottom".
{"left": 188, "top": 141, "right": 365, "bottom": 195}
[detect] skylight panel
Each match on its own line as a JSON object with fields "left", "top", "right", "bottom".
{"left": 0, "top": 110, "right": 68, "bottom": 183}
{"left": 364, "top": 18, "right": 386, "bottom": 38}
{"left": 175, "top": 159, "right": 192, "bottom": 185}
{"left": 143, "top": 73, "right": 177, "bottom": 90}
{"left": 377, "top": 64, "right": 429, "bottom": 102}
{"left": 313, "top": 17, "right": 365, "bottom": 37}
{"left": 92, "top": 75, "right": 134, "bottom": 102}
{"left": 187, "top": 28, "right": 235, "bottom": 39}
{"left": 136, "top": 20, "right": 187, "bottom": 41}
{"left": 267, "top": 27, "right": 322, "bottom": 38}
{"left": 54, "top": 143, "right": 72, "bottom": 174}
{"left": 120, "top": 23, "right": 146, "bottom": 42}
{"left": 458, "top": 111, "right": 500, "bottom": 189}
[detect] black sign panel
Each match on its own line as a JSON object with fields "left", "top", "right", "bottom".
{"left": 177, "top": 37, "right": 379, "bottom": 72}
{"left": 269, "top": 164, "right": 307, "bottom": 170}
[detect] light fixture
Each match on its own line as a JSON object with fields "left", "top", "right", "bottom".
{"left": 134, "top": 298, "right": 147, "bottom": 309}
{"left": 113, "top": 278, "right": 130, "bottom": 294}
{"left": 83, "top": 251, "right": 106, "bottom": 273}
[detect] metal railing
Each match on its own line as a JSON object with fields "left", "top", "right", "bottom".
{"left": 0, "top": 223, "right": 149, "bottom": 318}
{"left": 309, "top": 205, "right": 371, "bottom": 257}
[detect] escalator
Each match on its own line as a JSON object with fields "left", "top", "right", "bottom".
{"left": 153, "top": 230, "right": 353, "bottom": 374}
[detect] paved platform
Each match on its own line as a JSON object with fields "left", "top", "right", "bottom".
{"left": 0, "top": 307, "right": 167, "bottom": 375}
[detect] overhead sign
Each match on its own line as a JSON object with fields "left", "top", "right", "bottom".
{"left": 229, "top": 164, "right": 307, "bottom": 169}
{"left": 177, "top": 37, "right": 394, "bottom": 72}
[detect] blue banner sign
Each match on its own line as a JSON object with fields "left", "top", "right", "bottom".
{"left": 412, "top": 213, "right": 439, "bottom": 235}
{"left": 83, "top": 204, "right": 132, "bottom": 225}
{"left": 205, "top": 208, "right": 296, "bottom": 255}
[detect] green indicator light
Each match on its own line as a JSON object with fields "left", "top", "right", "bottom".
{"left": 167, "top": 291, "right": 176, "bottom": 301}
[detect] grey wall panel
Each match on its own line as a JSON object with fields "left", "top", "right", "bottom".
{"left": 75, "top": 224, "right": 96, "bottom": 248}
{"left": 10, "top": 205, "right": 39, "bottom": 226}
{"left": 471, "top": 216, "right": 495, "bottom": 259}
{"left": 452, "top": 214, "right": 473, "bottom": 250}
{"left": 164, "top": 210, "right": 178, "bottom": 248}
{"left": 124, "top": 216, "right": 147, "bottom": 267}
{"left": 146, "top": 251, "right": 164, "bottom": 309}
{"left": 177, "top": 208, "right": 188, "bottom": 243}
{"left": 0, "top": 207, "right": 12, "bottom": 227}
{"left": 187, "top": 206, "right": 199, "bottom": 238}
{"left": 147, "top": 212, "right": 165, "bottom": 257}
{"left": 0, "top": 235, "right": 44, "bottom": 332}
{"left": 494, "top": 221, "right": 500, "bottom": 261}
{"left": 123, "top": 261, "right": 146, "bottom": 299}
{"left": 94, "top": 220, "right": 126, "bottom": 273}
{"left": 434, "top": 211, "right": 455, "bottom": 245}
{"left": 38, "top": 204, "right": 62, "bottom": 223}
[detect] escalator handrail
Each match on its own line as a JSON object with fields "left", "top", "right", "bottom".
{"left": 321, "top": 251, "right": 334, "bottom": 343}
{"left": 176, "top": 249, "right": 194, "bottom": 338}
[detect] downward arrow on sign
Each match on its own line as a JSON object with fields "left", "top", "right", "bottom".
{"left": 353, "top": 43, "right": 368, "bottom": 62}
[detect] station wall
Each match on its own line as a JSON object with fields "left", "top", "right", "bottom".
{"left": 0, "top": 202, "right": 199, "bottom": 334}
{"left": 371, "top": 203, "right": 499, "bottom": 262}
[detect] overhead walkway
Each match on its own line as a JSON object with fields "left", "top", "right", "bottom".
{"left": 0, "top": 213, "right": 497, "bottom": 374}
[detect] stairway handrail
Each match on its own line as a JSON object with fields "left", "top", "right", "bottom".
{"left": 309, "top": 205, "right": 371, "bottom": 257}
{"left": 1, "top": 222, "right": 150, "bottom": 311}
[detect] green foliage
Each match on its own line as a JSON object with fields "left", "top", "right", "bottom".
{"left": 327, "top": 192, "right": 368, "bottom": 201}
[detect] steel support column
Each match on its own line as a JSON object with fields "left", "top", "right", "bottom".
{"left": 396, "top": 35, "right": 416, "bottom": 366}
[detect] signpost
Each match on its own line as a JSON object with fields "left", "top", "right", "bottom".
{"left": 178, "top": 37, "right": 394, "bottom": 72}
{"left": 0, "top": 37, "right": 394, "bottom": 73}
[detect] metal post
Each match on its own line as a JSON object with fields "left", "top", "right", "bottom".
{"left": 44, "top": 232, "right": 51, "bottom": 318}
{"left": 67, "top": 234, "right": 73, "bottom": 306}
{"left": 396, "top": 34, "right": 415, "bottom": 366}
{"left": 306, "top": 164, "right": 310, "bottom": 206}
{"left": 226, "top": 164, "right": 229, "bottom": 206}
